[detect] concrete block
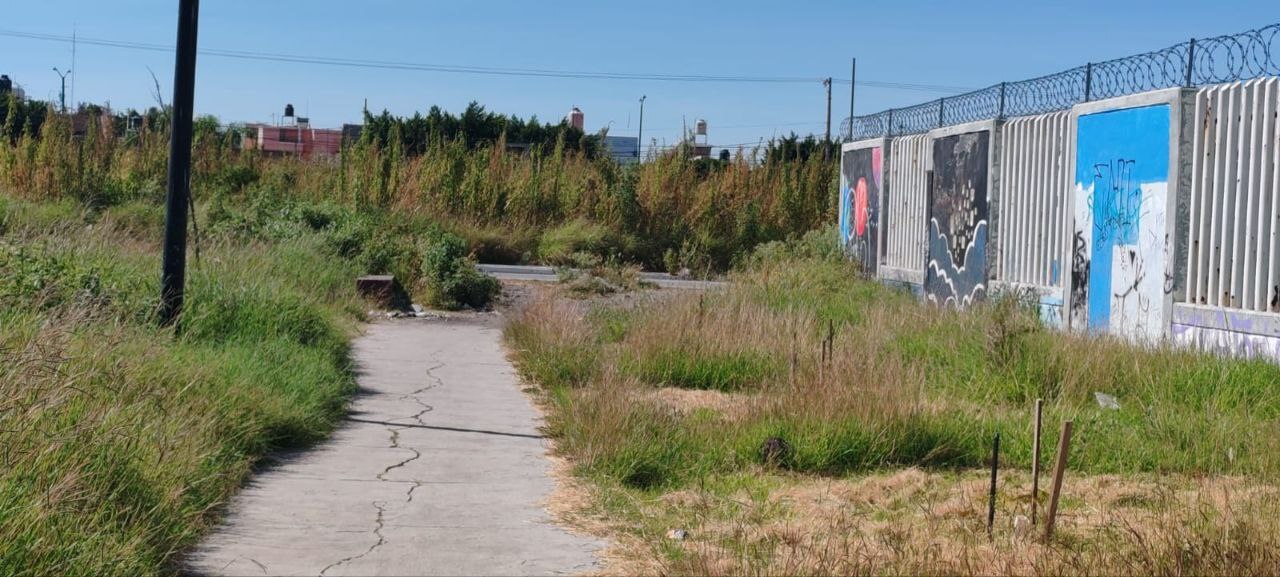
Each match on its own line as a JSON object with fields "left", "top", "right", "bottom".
{"left": 357, "top": 275, "right": 408, "bottom": 309}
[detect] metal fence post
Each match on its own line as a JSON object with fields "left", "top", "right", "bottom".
{"left": 938, "top": 98, "right": 946, "bottom": 128}
{"left": 1185, "top": 38, "right": 1197, "bottom": 87}
{"left": 1083, "top": 62, "right": 1093, "bottom": 102}
{"left": 998, "top": 82, "right": 1007, "bottom": 119}
{"left": 887, "top": 108, "right": 895, "bottom": 138}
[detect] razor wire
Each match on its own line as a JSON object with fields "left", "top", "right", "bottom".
{"left": 841, "top": 22, "right": 1279, "bottom": 141}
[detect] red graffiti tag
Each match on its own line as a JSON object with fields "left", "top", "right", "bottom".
{"left": 855, "top": 177, "right": 869, "bottom": 237}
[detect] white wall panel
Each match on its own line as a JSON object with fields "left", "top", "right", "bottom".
{"left": 996, "top": 112, "right": 1071, "bottom": 288}
{"left": 1184, "top": 78, "right": 1280, "bottom": 311}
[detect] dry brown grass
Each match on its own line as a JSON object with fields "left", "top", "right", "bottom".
{"left": 554, "top": 467, "right": 1280, "bottom": 576}
{"left": 506, "top": 251, "right": 1280, "bottom": 576}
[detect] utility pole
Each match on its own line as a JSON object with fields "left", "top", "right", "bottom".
{"left": 159, "top": 0, "right": 200, "bottom": 328}
{"left": 52, "top": 67, "right": 71, "bottom": 112}
{"left": 71, "top": 24, "right": 76, "bottom": 112}
{"left": 849, "top": 58, "right": 857, "bottom": 138}
{"left": 823, "top": 77, "right": 832, "bottom": 160}
{"left": 637, "top": 95, "right": 646, "bottom": 161}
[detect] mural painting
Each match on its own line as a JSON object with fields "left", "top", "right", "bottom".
{"left": 839, "top": 146, "right": 882, "bottom": 274}
{"left": 1071, "top": 104, "right": 1170, "bottom": 341}
{"left": 925, "top": 131, "right": 990, "bottom": 308}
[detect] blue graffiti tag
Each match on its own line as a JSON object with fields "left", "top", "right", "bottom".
{"left": 1074, "top": 104, "right": 1169, "bottom": 333}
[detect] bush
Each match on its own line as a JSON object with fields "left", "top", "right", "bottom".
{"left": 357, "top": 230, "right": 419, "bottom": 287}
{"left": 421, "top": 232, "right": 501, "bottom": 309}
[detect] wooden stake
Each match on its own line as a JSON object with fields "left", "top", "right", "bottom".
{"left": 987, "top": 431, "right": 1000, "bottom": 540}
{"left": 1031, "top": 398, "right": 1043, "bottom": 525}
{"left": 1044, "top": 420, "right": 1073, "bottom": 541}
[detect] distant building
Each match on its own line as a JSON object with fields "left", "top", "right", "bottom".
{"left": 68, "top": 109, "right": 114, "bottom": 138}
{"left": 341, "top": 123, "right": 363, "bottom": 147}
{"left": 0, "top": 74, "right": 26, "bottom": 100}
{"left": 242, "top": 119, "right": 343, "bottom": 158}
{"left": 604, "top": 135, "right": 639, "bottom": 164}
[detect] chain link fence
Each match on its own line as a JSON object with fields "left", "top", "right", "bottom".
{"left": 841, "top": 23, "right": 1279, "bottom": 141}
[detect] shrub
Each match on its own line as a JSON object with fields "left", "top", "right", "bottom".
{"left": 420, "top": 232, "right": 501, "bottom": 309}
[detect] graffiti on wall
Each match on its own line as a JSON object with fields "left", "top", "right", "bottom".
{"left": 925, "top": 131, "right": 990, "bottom": 308}
{"left": 1172, "top": 324, "right": 1280, "bottom": 361}
{"left": 1071, "top": 104, "right": 1170, "bottom": 341}
{"left": 839, "top": 147, "right": 882, "bottom": 274}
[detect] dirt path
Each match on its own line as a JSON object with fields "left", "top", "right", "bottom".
{"left": 187, "top": 316, "right": 601, "bottom": 576}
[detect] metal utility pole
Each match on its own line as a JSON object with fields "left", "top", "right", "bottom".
{"left": 159, "top": 0, "right": 200, "bottom": 328}
{"left": 637, "top": 95, "right": 646, "bottom": 161}
{"left": 52, "top": 67, "right": 71, "bottom": 112}
{"left": 823, "top": 77, "right": 832, "bottom": 159}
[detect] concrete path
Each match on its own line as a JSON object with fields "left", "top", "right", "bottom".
{"left": 477, "top": 263, "right": 727, "bottom": 291}
{"left": 187, "top": 317, "right": 601, "bottom": 576}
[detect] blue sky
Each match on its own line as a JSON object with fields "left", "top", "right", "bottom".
{"left": 0, "top": 1, "right": 1271, "bottom": 149}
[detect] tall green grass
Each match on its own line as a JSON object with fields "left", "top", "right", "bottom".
{"left": 0, "top": 199, "right": 363, "bottom": 575}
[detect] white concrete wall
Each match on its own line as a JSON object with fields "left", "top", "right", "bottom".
{"left": 882, "top": 134, "right": 929, "bottom": 284}
{"left": 1184, "top": 78, "right": 1280, "bottom": 312}
{"left": 865, "top": 79, "right": 1280, "bottom": 361}
{"left": 1067, "top": 88, "right": 1187, "bottom": 343}
{"left": 995, "top": 112, "right": 1071, "bottom": 289}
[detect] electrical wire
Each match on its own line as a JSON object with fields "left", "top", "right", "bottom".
{"left": 0, "top": 28, "right": 972, "bottom": 93}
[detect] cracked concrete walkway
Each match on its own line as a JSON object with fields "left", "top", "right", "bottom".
{"left": 187, "top": 317, "right": 601, "bottom": 576}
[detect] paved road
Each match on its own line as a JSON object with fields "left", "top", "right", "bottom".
{"left": 187, "top": 317, "right": 601, "bottom": 576}
{"left": 477, "top": 263, "right": 727, "bottom": 290}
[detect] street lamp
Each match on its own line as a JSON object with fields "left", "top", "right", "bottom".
{"left": 637, "top": 95, "right": 646, "bottom": 161}
{"left": 52, "top": 67, "right": 71, "bottom": 112}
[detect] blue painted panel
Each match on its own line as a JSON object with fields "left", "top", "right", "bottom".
{"left": 838, "top": 174, "right": 853, "bottom": 250}
{"left": 1073, "top": 104, "right": 1169, "bottom": 333}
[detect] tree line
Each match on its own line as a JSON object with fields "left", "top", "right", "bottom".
{"left": 2, "top": 84, "right": 832, "bottom": 166}
{"left": 358, "top": 101, "right": 603, "bottom": 158}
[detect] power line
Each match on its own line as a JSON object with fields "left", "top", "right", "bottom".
{"left": 829, "top": 78, "right": 975, "bottom": 93}
{"left": 0, "top": 28, "right": 972, "bottom": 93}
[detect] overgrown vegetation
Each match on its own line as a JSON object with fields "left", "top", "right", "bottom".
{"left": 0, "top": 101, "right": 836, "bottom": 273}
{"left": 506, "top": 231, "right": 1280, "bottom": 575}
{"left": 0, "top": 197, "right": 369, "bottom": 575}
{"left": 0, "top": 92, "right": 841, "bottom": 572}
